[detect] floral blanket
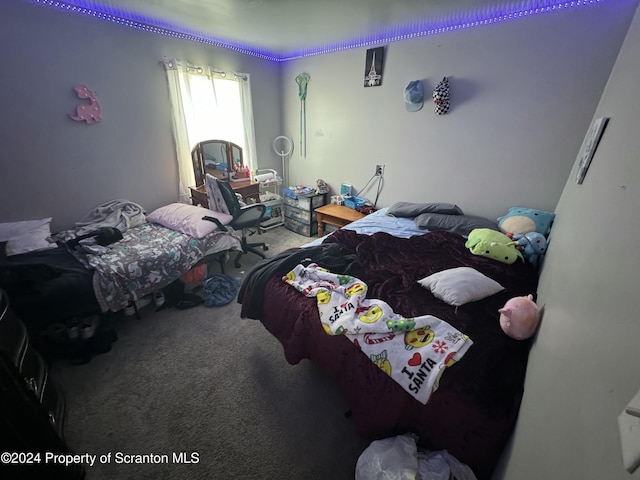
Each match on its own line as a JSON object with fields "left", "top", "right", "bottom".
{"left": 78, "top": 222, "right": 239, "bottom": 312}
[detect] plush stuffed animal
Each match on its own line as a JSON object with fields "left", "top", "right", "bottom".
{"left": 513, "top": 231, "right": 547, "bottom": 268}
{"left": 499, "top": 294, "right": 540, "bottom": 340}
{"left": 465, "top": 228, "right": 523, "bottom": 264}
{"left": 498, "top": 207, "right": 556, "bottom": 237}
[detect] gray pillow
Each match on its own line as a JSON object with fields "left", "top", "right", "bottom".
{"left": 414, "top": 213, "right": 499, "bottom": 236}
{"left": 387, "top": 202, "right": 463, "bottom": 218}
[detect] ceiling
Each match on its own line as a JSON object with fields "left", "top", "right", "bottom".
{"left": 46, "top": 0, "right": 587, "bottom": 59}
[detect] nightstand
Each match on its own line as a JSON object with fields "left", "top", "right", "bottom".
{"left": 315, "top": 204, "right": 365, "bottom": 237}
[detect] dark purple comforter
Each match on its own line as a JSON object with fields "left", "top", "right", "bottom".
{"left": 240, "top": 229, "right": 539, "bottom": 479}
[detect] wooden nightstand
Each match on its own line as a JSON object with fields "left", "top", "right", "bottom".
{"left": 190, "top": 180, "right": 260, "bottom": 208}
{"left": 315, "top": 204, "right": 365, "bottom": 237}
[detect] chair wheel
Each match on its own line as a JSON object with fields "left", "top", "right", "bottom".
{"left": 263, "top": 245, "right": 269, "bottom": 251}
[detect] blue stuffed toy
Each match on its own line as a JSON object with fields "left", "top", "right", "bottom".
{"left": 498, "top": 207, "right": 555, "bottom": 237}
{"left": 512, "top": 232, "right": 547, "bottom": 269}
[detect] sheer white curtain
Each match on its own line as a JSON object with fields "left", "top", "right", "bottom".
{"left": 162, "top": 59, "right": 257, "bottom": 203}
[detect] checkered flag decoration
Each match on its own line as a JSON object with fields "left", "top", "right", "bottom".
{"left": 433, "top": 77, "right": 450, "bottom": 115}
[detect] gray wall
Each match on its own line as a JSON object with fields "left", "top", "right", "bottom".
{"left": 0, "top": 0, "right": 282, "bottom": 232}
{"left": 280, "top": 2, "right": 637, "bottom": 220}
{"left": 499, "top": 4, "right": 640, "bottom": 479}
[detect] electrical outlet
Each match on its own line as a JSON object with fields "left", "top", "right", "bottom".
{"left": 375, "top": 164, "right": 385, "bottom": 176}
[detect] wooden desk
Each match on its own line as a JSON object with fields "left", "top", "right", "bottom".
{"left": 189, "top": 180, "right": 260, "bottom": 208}
{"left": 315, "top": 204, "right": 365, "bottom": 237}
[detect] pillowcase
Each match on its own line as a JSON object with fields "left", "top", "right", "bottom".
{"left": 414, "top": 213, "right": 499, "bottom": 236}
{"left": 147, "top": 203, "right": 233, "bottom": 239}
{"left": 387, "top": 202, "right": 463, "bottom": 218}
{"left": 0, "top": 217, "right": 58, "bottom": 256}
{"left": 417, "top": 267, "right": 505, "bottom": 306}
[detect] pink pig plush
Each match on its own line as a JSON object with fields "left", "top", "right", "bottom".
{"left": 499, "top": 294, "right": 540, "bottom": 340}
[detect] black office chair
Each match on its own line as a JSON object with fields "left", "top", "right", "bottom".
{"left": 216, "top": 179, "right": 269, "bottom": 267}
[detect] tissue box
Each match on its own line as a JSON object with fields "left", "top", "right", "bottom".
{"left": 331, "top": 195, "right": 344, "bottom": 205}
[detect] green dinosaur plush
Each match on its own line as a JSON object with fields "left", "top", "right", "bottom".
{"left": 465, "top": 228, "right": 524, "bottom": 264}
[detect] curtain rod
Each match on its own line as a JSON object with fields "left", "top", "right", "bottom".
{"left": 161, "top": 59, "right": 247, "bottom": 80}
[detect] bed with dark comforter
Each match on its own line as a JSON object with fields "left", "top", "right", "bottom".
{"left": 238, "top": 216, "right": 539, "bottom": 479}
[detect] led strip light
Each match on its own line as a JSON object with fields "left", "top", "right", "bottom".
{"left": 31, "top": 0, "right": 607, "bottom": 62}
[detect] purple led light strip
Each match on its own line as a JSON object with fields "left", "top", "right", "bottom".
{"left": 31, "top": 0, "right": 606, "bottom": 62}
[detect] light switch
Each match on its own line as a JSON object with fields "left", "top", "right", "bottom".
{"left": 619, "top": 388, "right": 640, "bottom": 473}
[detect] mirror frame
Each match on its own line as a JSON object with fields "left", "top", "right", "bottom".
{"left": 191, "top": 140, "right": 244, "bottom": 186}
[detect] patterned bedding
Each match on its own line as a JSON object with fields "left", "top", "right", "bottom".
{"left": 81, "top": 222, "right": 240, "bottom": 312}
{"left": 239, "top": 220, "right": 539, "bottom": 480}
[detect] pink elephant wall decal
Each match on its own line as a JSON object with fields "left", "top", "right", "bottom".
{"left": 69, "top": 84, "right": 101, "bottom": 124}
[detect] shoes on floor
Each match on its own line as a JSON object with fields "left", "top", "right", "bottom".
{"left": 154, "top": 291, "right": 165, "bottom": 307}
{"left": 123, "top": 295, "right": 152, "bottom": 316}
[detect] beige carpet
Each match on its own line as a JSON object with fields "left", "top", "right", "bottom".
{"left": 51, "top": 225, "right": 370, "bottom": 480}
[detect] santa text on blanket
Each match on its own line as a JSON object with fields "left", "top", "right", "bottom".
{"left": 284, "top": 263, "right": 473, "bottom": 404}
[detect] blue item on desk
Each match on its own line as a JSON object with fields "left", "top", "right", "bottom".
{"left": 344, "top": 196, "right": 366, "bottom": 209}
{"left": 283, "top": 186, "right": 315, "bottom": 199}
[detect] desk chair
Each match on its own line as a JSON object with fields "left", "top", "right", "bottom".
{"left": 214, "top": 178, "right": 269, "bottom": 268}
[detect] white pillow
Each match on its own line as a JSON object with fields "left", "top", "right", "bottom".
{"left": 147, "top": 203, "right": 233, "bottom": 239}
{"left": 0, "top": 217, "right": 57, "bottom": 256}
{"left": 417, "top": 267, "right": 504, "bottom": 306}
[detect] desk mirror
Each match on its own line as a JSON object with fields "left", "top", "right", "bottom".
{"left": 191, "top": 140, "right": 245, "bottom": 187}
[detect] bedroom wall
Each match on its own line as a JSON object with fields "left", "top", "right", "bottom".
{"left": 1, "top": 2, "right": 635, "bottom": 231}
{"left": 279, "top": 1, "right": 638, "bottom": 220}
{"left": 0, "top": 0, "right": 282, "bottom": 232}
{"left": 498, "top": 3, "right": 640, "bottom": 479}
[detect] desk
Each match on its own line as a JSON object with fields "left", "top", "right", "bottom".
{"left": 189, "top": 180, "right": 260, "bottom": 208}
{"left": 315, "top": 204, "right": 365, "bottom": 237}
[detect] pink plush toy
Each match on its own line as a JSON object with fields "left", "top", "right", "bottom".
{"left": 498, "top": 294, "right": 540, "bottom": 340}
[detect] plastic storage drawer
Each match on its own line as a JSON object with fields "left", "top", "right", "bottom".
{"left": 284, "top": 217, "right": 318, "bottom": 237}
{"left": 284, "top": 205, "right": 316, "bottom": 224}
{"left": 282, "top": 194, "right": 325, "bottom": 211}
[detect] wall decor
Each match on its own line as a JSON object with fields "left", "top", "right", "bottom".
{"left": 69, "top": 84, "right": 102, "bottom": 124}
{"left": 295, "top": 73, "right": 310, "bottom": 157}
{"left": 575, "top": 116, "right": 609, "bottom": 184}
{"left": 364, "top": 47, "right": 385, "bottom": 87}
{"left": 433, "top": 77, "right": 451, "bottom": 115}
{"left": 404, "top": 80, "right": 424, "bottom": 112}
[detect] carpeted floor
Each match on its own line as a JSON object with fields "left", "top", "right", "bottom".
{"left": 51, "top": 226, "right": 370, "bottom": 480}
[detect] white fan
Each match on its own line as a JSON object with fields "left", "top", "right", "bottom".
{"left": 273, "top": 135, "right": 293, "bottom": 186}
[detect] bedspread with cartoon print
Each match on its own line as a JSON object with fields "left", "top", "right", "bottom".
{"left": 80, "top": 222, "right": 240, "bottom": 312}
{"left": 284, "top": 263, "right": 473, "bottom": 405}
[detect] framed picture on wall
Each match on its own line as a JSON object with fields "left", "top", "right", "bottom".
{"left": 364, "top": 47, "right": 385, "bottom": 87}
{"left": 575, "top": 116, "right": 609, "bottom": 184}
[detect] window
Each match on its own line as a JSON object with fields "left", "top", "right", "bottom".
{"left": 163, "top": 60, "right": 257, "bottom": 203}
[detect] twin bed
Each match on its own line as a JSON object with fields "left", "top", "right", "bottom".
{"left": 238, "top": 207, "right": 540, "bottom": 480}
{"left": 1, "top": 201, "right": 241, "bottom": 330}
{"left": 75, "top": 221, "right": 239, "bottom": 313}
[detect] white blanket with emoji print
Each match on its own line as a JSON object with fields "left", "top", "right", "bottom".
{"left": 283, "top": 263, "right": 473, "bottom": 404}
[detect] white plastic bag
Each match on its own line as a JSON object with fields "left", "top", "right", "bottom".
{"left": 355, "top": 433, "right": 419, "bottom": 480}
{"left": 417, "top": 450, "right": 477, "bottom": 480}
{"left": 355, "top": 433, "right": 478, "bottom": 480}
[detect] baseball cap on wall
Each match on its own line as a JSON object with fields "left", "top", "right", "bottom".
{"left": 433, "top": 77, "right": 451, "bottom": 115}
{"left": 404, "top": 80, "right": 424, "bottom": 112}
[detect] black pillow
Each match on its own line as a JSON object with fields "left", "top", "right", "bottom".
{"left": 387, "top": 202, "right": 463, "bottom": 217}
{"left": 414, "top": 213, "right": 499, "bottom": 236}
